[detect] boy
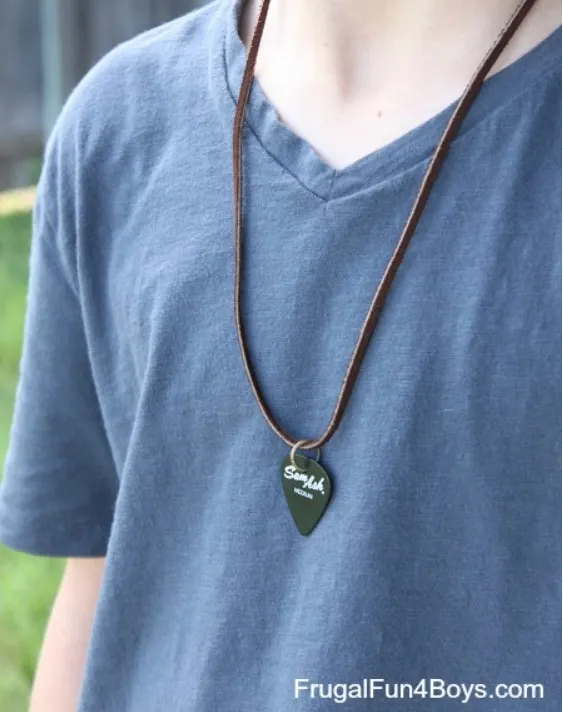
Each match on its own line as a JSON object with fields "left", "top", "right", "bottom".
{"left": 0, "top": 0, "right": 560, "bottom": 709}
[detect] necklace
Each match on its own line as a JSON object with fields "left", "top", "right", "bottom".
{"left": 232, "top": 0, "right": 538, "bottom": 536}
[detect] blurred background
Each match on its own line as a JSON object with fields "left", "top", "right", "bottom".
{"left": 0, "top": 1, "right": 206, "bottom": 709}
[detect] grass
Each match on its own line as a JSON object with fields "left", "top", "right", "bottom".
{"left": 0, "top": 212, "right": 64, "bottom": 712}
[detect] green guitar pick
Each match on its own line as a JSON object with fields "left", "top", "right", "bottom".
{"left": 281, "top": 453, "right": 332, "bottom": 536}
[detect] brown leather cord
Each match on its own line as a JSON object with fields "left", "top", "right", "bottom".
{"left": 233, "top": 0, "right": 538, "bottom": 453}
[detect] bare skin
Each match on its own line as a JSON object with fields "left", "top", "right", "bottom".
{"left": 239, "top": 0, "right": 561, "bottom": 168}
{"left": 29, "top": 558, "right": 104, "bottom": 712}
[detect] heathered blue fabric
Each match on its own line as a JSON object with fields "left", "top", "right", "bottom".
{"left": 0, "top": 1, "right": 561, "bottom": 709}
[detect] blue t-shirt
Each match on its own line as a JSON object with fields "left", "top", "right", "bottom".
{"left": 0, "top": 1, "right": 561, "bottom": 709}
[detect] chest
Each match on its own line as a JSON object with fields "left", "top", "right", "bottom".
{"left": 89, "top": 146, "right": 560, "bottom": 463}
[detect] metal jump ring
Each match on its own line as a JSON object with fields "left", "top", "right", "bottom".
{"left": 290, "top": 439, "right": 321, "bottom": 470}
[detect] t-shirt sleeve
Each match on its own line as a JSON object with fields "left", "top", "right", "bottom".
{"left": 0, "top": 142, "right": 119, "bottom": 558}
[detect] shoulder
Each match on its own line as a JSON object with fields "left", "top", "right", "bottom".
{"left": 45, "top": 1, "right": 225, "bottom": 167}
{"left": 39, "top": 0, "right": 227, "bottom": 223}
{"left": 68, "top": 0, "right": 222, "bottom": 104}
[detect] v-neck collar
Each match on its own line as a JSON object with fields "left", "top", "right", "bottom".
{"left": 214, "top": 0, "right": 561, "bottom": 202}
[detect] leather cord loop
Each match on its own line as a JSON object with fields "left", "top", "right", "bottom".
{"left": 233, "top": 0, "right": 538, "bottom": 451}
{"left": 290, "top": 440, "right": 321, "bottom": 470}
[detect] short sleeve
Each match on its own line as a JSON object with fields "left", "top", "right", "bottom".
{"left": 0, "top": 148, "right": 119, "bottom": 558}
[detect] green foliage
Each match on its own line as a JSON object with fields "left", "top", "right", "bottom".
{"left": 0, "top": 212, "right": 63, "bottom": 712}
{"left": 27, "top": 159, "right": 43, "bottom": 188}
{"left": 0, "top": 213, "right": 29, "bottom": 458}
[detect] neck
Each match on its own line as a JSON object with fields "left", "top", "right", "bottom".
{"left": 240, "top": 0, "right": 558, "bottom": 97}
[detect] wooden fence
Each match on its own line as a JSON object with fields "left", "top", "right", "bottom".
{"left": 0, "top": 1, "right": 43, "bottom": 189}
{"left": 0, "top": 0, "right": 206, "bottom": 191}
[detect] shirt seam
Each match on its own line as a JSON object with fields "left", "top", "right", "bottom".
{"left": 328, "top": 61, "right": 561, "bottom": 202}
{"left": 224, "top": 47, "right": 560, "bottom": 202}
{"left": 221, "top": 25, "right": 330, "bottom": 203}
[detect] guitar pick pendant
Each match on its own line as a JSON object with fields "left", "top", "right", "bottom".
{"left": 281, "top": 453, "right": 332, "bottom": 536}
